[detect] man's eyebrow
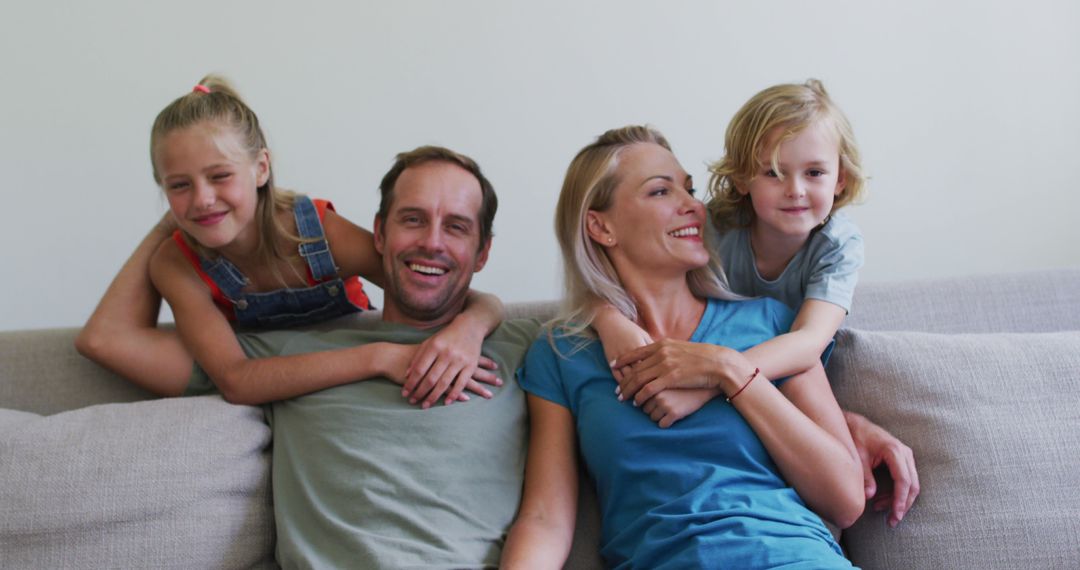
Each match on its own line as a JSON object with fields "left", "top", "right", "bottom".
{"left": 394, "top": 207, "right": 427, "bottom": 217}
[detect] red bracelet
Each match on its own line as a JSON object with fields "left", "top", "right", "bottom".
{"left": 726, "top": 367, "right": 760, "bottom": 403}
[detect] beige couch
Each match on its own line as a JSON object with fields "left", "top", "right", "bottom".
{"left": 3, "top": 268, "right": 1080, "bottom": 569}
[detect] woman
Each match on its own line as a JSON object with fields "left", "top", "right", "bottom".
{"left": 501, "top": 126, "right": 863, "bottom": 568}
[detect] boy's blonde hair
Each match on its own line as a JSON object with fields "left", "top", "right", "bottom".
{"left": 551, "top": 125, "right": 737, "bottom": 342}
{"left": 150, "top": 74, "right": 301, "bottom": 272}
{"left": 706, "top": 79, "right": 866, "bottom": 231}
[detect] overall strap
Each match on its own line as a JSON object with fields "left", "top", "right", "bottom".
{"left": 171, "top": 231, "right": 243, "bottom": 318}
{"left": 294, "top": 196, "right": 340, "bottom": 283}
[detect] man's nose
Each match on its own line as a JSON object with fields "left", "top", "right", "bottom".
{"left": 416, "top": 224, "right": 445, "bottom": 252}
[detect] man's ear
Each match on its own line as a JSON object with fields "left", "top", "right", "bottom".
{"left": 473, "top": 237, "right": 492, "bottom": 273}
{"left": 585, "top": 210, "right": 615, "bottom": 246}
{"left": 373, "top": 215, "right": 385, "bottom": 255}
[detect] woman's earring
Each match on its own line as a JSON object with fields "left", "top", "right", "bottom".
{"left": 607, "top": 238, "right": 614, "bottom": 245}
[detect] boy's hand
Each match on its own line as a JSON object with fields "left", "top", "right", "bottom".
{"left": 592, "top": 304, "right": 652, "bottom": 382}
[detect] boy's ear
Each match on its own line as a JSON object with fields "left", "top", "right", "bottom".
{"left": 586, "top": 210, "right": 615, "bottom": 247}
{"left": 834, "top": 167, "right": 847, "bottom": 197}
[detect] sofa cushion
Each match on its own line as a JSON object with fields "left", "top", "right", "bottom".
{"left": 0, "top": 396, "right": 275, "bottom": 569}
{"left": 828, "top": 329, "right": 1080, "bottom": 569}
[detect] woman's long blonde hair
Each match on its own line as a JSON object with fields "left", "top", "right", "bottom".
{"left": 551, "top": 125, "right": 738, "bottom": 345}
{"left": 150, "top": 74, "right": 302, "bottom": 277}
{"left": 706, "top": 79, "right": 866, "bottom": 232}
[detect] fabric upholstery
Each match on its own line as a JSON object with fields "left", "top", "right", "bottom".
{"left": 828, "top": 329, "right": 1080, "bottom": 569}
{"left": 0, "top": 396, "right": 275, "bottom": 569}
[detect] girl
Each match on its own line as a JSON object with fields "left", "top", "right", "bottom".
{"left": 502, "top": 126, "right": 862, "bottom": 568}
{"left": 77, "top": 75, "right": 502, "bottom": 408}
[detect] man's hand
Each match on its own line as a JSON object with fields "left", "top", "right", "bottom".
{"left": 845, "top": 410, "right": 920, "bottom": 527}
{"left": 641, "top": 388, "right": 720, "bottom": 428}
{"left": 386, "top": 342, "right": 501, "bottom": 409}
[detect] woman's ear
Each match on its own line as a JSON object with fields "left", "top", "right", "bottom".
{"left": 586, "top": 210, "right": 615, "bottom": 247}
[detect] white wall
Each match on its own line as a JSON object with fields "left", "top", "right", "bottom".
{"left": 2, "top": 1, "right": 1078, "bottom": 331}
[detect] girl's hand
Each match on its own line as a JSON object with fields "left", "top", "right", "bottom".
{"left": 402, "top": 323, "right": 502, "bottom": 409}
{"left": 614, "top": 339, "right": 750, "bottom": 406}
{"left": 641, "top": 388, "right": 720, "bottom": 428}
{"left": 385, "top": 342, "right": 501, "bottom": 408}
{"left": 592, "top": 304, "right": 653, "bottom": 382}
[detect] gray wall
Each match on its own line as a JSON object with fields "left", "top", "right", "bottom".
{"left": 2, "top": 1, "right": 1078, "bottom": 331}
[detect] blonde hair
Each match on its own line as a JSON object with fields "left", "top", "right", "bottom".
{"left": 150, "top": 74, "right": 302, "bottom": 275}
{"left": 706, "top": 79, "right": 866, "bottom": 232}
{"left": 551, "top": 125, "right": 738, "bottom": 344}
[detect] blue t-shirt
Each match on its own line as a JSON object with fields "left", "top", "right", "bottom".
{"left": 520, "top": 297, "right": 853, "bottom": 569}
{"left": 709, "top": 211, "right": 863, "bottom": 313}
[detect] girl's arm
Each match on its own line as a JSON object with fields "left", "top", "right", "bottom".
{"left": 501, "top": 395, "right": 579, "bottom": 569}
{"left": 323, "top": 208, "right": 506, "bottom": 407}
{"left": 615, "top": 340, "right": 863, "bottom": 527}
{"left": 149, "top": 241, "right": 497, "bottom": 405}
{"left": 75, "top": 216, "right": 194, "bottom": 396}
{"left": 742, "top": 299, "right": 846, "bottom": 379}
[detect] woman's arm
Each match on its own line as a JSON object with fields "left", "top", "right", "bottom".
{"left": 730, "top": 360, "right": 864, "bottom": 528}
{"left": 75, "top": 216, "right": 194, "bottom": 396}
{"left": 501, "top": 395, "right": 579, "bottom": 569}
{"left": 742, "top": 299, "right": 847, "bottom": 379}
{"left": 149, "top": 241, "right": 497, "bottom": 405}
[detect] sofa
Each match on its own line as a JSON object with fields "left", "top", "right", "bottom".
{"left": 3, "top": 267, "right": 1079, "bottom": 569}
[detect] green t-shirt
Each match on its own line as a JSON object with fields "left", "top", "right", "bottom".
{"left": 188, "top": 318, "right": 540, "bottom": 569}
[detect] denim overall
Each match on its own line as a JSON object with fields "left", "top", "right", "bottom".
{"left": 196, "top": 196, "right": 368, "bottom": 328}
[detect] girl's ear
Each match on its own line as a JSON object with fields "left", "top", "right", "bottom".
{"left": 255, "top": 148, "right": 271, "bottom": 187}
{"left": 586, "top": 210, "right": 615, "bottom": 247}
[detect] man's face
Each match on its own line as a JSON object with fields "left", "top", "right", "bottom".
{"left": 374, "top": 160, "right": 491, "bottom": 327}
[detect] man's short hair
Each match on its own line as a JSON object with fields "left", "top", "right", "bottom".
{"left": 377, "top": 146, "right": 498, "bottom": 248}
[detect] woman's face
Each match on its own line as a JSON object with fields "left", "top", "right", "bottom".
{"left": 589, "top": 143, "right": 709, "bottom": 280}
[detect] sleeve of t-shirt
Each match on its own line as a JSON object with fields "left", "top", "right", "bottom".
{"left": 517, "top": 334, "right": 572, "bottom": 410}
{"left": 804, "top": 215, "right": 864, "bottom": 313}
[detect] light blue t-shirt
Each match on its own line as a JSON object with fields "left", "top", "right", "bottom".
{"left": 519, "top": 297, "right": 853, "bottom": 569}
{"left": 709, "top": 211, "right": 864, "bottom": 313}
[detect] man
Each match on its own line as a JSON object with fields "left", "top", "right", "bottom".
{"left": 190, "top": 146, "right": 539, "bottom": 567}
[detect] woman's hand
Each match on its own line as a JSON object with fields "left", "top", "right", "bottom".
{"left": 402, "top": 321, "right": 502, "bottom": 408}
{"left": 388, "top": 341, "right": 501, "bottom": 408}
{"left": 641, "top": 388, "right": 720, "bottom": 428}
{"left": 614, "top": 339, "right": 750, "bottom": 406}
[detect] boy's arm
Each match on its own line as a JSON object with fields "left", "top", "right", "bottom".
{"left": 743, "top": 299, "right": 847, "bottom": 379}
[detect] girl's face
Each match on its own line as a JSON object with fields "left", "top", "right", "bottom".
{"left": 742, "top": 120, "right": 846, "bottom": 241}
{"left": 155, "top": 122, "right": 269, "bottom": 254}
{"left": 587, "top": 143, "right": 710, "bottom": 281}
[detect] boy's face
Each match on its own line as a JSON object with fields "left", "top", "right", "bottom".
{"left": 743, "top": 120, "right": 846, "bottom": 241}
